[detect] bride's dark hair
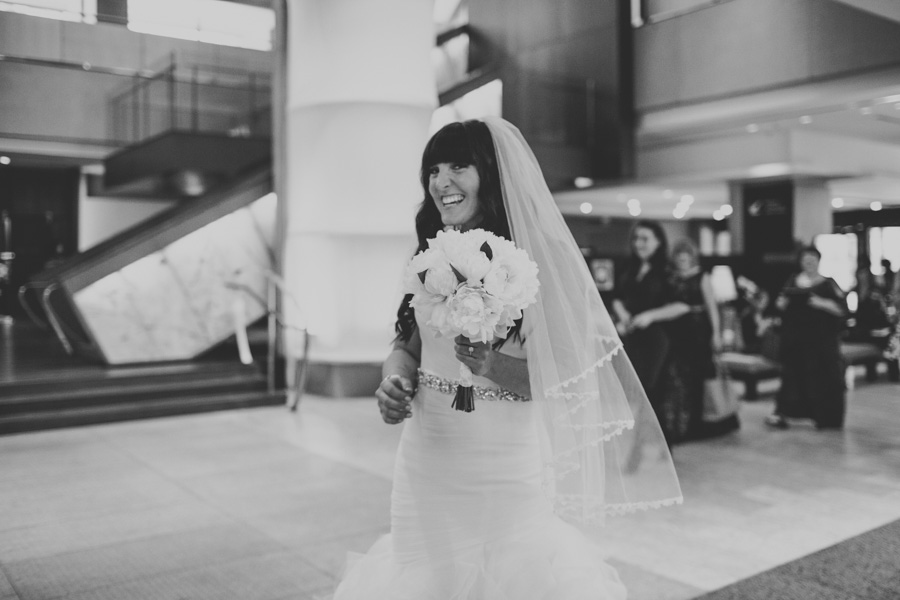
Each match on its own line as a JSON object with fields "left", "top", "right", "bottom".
{"left": 394, "top": 119, "right": 518, "bottom": 344}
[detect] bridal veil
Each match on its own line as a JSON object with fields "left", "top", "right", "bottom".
{"left": 483, "top": 116, "right": 683, "bottom": 527}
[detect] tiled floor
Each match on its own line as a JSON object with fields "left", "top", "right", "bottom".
{"left": 1, "top": 380, "right": 899, "bottom": 600}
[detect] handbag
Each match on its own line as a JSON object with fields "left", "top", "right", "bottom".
{"left": 703, "top": 357, "right": 741, "bottom": 422}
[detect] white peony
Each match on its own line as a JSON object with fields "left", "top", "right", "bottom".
{"left": 402, "top": 228, "right": 539, "bottom": 344}
{"left": 424, "top": 264, "right": 459, "bottom": 297}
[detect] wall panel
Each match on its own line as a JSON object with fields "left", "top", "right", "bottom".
{"left": 635, "top": 0, "right": 900, "bottom": 110}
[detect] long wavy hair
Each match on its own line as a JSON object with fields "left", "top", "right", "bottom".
{"left": 394, "top": 120, "right": 519, "bottom": 346}
{"left": 626, "top": 219, "right": 670, "bottom": 278}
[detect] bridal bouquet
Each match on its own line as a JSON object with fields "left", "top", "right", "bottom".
{"left": 403, "top": 228, "right": 539, "bottom": 412}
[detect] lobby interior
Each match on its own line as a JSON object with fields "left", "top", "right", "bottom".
{"left": 1, "top": 1, "right": 899, "bottom": 599}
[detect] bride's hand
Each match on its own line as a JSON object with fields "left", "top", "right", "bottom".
{"left": 376, "top": 374, "right": 415, "bottom": 425}
{"left": 454, "top": 335, "right": 493, "bottom": 377}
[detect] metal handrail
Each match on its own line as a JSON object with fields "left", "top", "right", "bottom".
{"left": 40, "top": 283, "right": 73, "bottom": 355}
{"left": 224, "top": 270, "right": 311, "bottom": 409}
{"left": 108, "top": 52, "right": 272, "bottom": 145}
{"left": 17, "top": 282, "right": 49, "bottom": 330}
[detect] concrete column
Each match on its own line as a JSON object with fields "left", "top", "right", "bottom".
{"left": 737, "top": 177, "right": 834, "bottom": 297}
{"left": 727, "top": 180, "right": 744, "bottom": 254}
{"left": 793, "top": 178, "right": 832, "bottom": 247}
{"left": 280, "top": 0, "right": 436, "bottom": 396}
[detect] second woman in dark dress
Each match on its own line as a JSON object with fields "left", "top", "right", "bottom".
{"left": 669, "top": 240, "right": 739, "bottom": 439}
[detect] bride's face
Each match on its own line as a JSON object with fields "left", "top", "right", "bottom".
{"left": 428, "top": 162, "right": 482, "bottom": 230}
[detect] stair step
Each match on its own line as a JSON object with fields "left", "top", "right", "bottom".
{"left": 0, "top": 390, "right": 286, "bottom": 435}
{"left": 0, "top": 374, "right": 267, "bottom": 414}
{"left": 0, "top": 361, "right": 261, "bottom": 398}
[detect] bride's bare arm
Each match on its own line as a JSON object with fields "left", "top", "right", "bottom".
{"left": 376, "top": 331, "right": 422, "bottom": 424}
{"left": 454, "top": 336, "right": 530, "bottom": 398}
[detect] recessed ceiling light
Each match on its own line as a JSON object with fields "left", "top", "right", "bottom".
{"left": 0, "top": 156, "right": 10, "bottom": 165}
{"left": 871, "top": 201, "right": 883, "bottom": 212}
{"left": 579, "top": 202, "right": 593, "bottom": 214}
{"left": 831, "top": 197, "right": 844, "bottom": 208}
{"left": 748, "top": 163, "right": 791, "bottom": 178}
{"left": 713, "top": 211, "right": 725, "bottom": 221}
{"left": 720, "top": 204, "right": 733, "bottom": 216}
{"left": 574, "top": 177, "right": 594, "bottom": 189}
{"left": 680, "top": 194, "right": 694, "bottom": 205}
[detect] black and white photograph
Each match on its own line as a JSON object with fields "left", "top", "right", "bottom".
{"left": 1, "top": 1, "right": 899, "bottom": 599}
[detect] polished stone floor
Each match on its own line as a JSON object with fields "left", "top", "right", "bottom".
{"left": 1, "top": 379, "right": 898, "bottom": 600}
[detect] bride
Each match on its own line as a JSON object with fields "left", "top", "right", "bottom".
{"left": 331, "top": 117, "right": 682, "bottom": 599}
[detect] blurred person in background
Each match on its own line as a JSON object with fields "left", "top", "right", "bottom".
{"left": 611, "top": 221, "right": 690, "bottom": 445}
{"left": 669, "top": 240, "right": 739, "bottom": 439}
{"left": 766, "top": 246, "right": 847, "bottom": 430}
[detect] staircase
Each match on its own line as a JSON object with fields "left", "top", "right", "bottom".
{"left": 0, "top": 320, "right": 283, "bottom": 435}
{"left": 0, "top": 361, "right": 279, "bottom": 436}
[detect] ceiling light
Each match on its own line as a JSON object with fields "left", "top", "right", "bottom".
{"left": 713, "top": 211, "right": 725, "bottom": 221}
{"left": 0, "top": 156, "right": 9, "bottom": 165}
{"left": 748, "top": 163, "right": 791, "bottom": 178}
{"left": 746, "top": 124, "right": 760, "bottom": 133}
{"left": 574, "top": 177, "right": 594, "bottom": 189}
{"left": 579, "top": 202, "right": 593, "bottom": 214}
{"left": 663, "top": 189, "right": 674, "bottom": 199}
{"left": 871, "top": 201, "right": 883, "bottom": 212}
{"left": 831, "top": 197, "right": 844, "bottom": 208}
{"left": 799, "top": 115, "right": 812, "bottom": 124}
{"left": 627, "top": 198, "right": 640, "bottom": 208}
{"left": 680, "top": 194, "right": 694, "bottom": 205}
{"left": 860, "top": 107, "right": 873, "bottom": 115}
{"left": 720, "top": 204, "right": 733, "bottom": 216}
{"left": 628, "top": 203, "right": 641, "bottom": 217}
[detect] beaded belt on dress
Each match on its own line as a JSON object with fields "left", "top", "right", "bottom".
{"left": 416, "top": 369, "right": 530, "bottom": 403}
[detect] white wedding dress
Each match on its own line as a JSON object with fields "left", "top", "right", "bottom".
{"left": 331, "top": 317, "right": 627, "bottom": 600}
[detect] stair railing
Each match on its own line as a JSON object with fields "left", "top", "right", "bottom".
{"left": 225, "top": 269, "right": 311, "bottom": 410}
{"left": 40, "top": 283, "right": 74, "bottom": 356}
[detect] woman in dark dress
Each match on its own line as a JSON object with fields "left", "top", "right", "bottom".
{"left": 766, "top": 246, "right": 847, "bottom": 430}
{"left": 669, "top": 240, "right": 739, "bottom": 439}
{"left": 612, "top": 221, "right": 690, "bottom": 444}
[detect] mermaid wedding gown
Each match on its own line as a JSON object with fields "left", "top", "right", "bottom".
{"left": 331, "top": 318, "right": 627, "bottom": 600}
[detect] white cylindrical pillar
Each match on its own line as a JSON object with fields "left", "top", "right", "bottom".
{"left": 280, "top": 0, "right": 436, "bottom": 394}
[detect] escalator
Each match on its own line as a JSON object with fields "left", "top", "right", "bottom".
{"left": 3, "top": 169, "right": 279, "bottom": 434}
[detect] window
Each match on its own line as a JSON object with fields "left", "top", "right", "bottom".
{"left": 0, "top": 0, "right": 97, "bottom": 23}
{"left": 0, "top": 0, "right": 274, "bottom": 50}
{"left": 127, "top": 0, "right": 274, "bottom": 51}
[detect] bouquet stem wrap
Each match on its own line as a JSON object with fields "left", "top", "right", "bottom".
{"left": 452, "top": 363, "right": 475, "bottom": 412}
